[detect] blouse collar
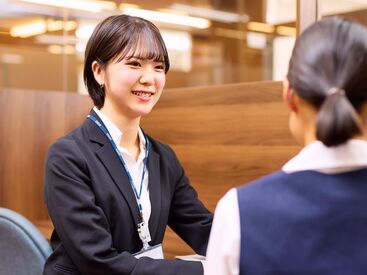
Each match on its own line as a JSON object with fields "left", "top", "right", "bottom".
{"left": 282, "top": 139, "right": 367, "bottom": 174}
{"left": 92, "top": 106, "right": 146, "bottom": 151}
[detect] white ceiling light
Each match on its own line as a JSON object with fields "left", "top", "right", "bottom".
{"left": 170, "top": 3, "right": 249, "bottom": 23}
{"left": 18, "top": 0, "right": 116, "bottom": 13}
{"left": 10, "top": 19, "right": 77, "bottom": 38}
{"left": 120, "top": 6, "right": 211, "bottom": 29}
{"left": 10, "top": 20, "right": 46, "bottom": 37}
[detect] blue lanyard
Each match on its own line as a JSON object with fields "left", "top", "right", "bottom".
{"left": 87, "top": 115, "right": 150, "bottom": 216}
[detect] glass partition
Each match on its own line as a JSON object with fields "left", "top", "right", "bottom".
{"left": 0, "top": 0, "right": 298, "bottom": 92}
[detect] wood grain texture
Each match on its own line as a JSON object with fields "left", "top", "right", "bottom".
{"left": 0, "top": 81, "right": 300, "bottom": 259}
{"left": 140, "top": 81, "right": 300, "bottom": 258}
{"left": 0, "top": 89, "right": 92, "bottom": 220}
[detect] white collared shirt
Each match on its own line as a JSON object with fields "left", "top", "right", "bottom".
{"left": 205, "top": 140, "right": 367, "bottom": 275}
{"left": 93, "top": 107, "right": 151, "bottom": 224}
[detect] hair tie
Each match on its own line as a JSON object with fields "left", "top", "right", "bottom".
{"left": 327, "top": 87, "right": 345, "bottom": 97}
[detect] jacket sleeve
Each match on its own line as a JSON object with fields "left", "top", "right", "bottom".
{"left": 165, "top": 145, "right": 214, "bottom": 256}
{"left": 44, "top": 137, "right": 204, "bottom": 275}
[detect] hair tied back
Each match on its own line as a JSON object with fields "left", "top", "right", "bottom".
{"left": 317, "top": 86, "right": 364, "bottom": 147}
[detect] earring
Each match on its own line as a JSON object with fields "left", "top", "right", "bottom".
{"left": 100, "top": 83, "right": 104, "bottom": 89}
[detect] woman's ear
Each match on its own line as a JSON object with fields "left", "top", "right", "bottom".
{"left": 282, "top": 79, "right": 298, "bottom": 113}
{"left": 91, "top": 61, "right": 104, "bottom": 86}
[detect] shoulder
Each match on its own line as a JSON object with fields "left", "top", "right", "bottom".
{"left": 216, "top": 188, "right": 239, "bottom": 215}
{"left": 236, "top": 170, "right": 297, "bottom": 205}
{"left": 236, "top": 170, "right": 325, "bottom": 210}
{"left": 46, "top": 124, "right": 87, "bottom": 167}
{"left": 237, "top": 170, "right": 288, "bottom": 193}
{"left": 239, "top": 170, "right": 331, "bottom": 193}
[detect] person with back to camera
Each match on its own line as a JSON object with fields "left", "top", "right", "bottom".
{"left": 205, "top": 17, "right": 367, "bottom": 275}
{"left": 43, "top": 14, "right": 213, "bottom": 275}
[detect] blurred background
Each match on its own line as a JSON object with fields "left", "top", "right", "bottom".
{"left": 0, "top": 0, "right": 366, "bottom": 93}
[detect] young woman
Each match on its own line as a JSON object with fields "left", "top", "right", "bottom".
{"left": 43, "top": 15, "right": 212, "bottom": 275}
{"left": 206, "top": 17, "right": 367, "bottom": 275}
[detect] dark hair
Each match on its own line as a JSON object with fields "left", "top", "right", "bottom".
{"left": 287, "top": 17, "right": 367, "bottom": 147}
{"left": 83, "top": 15, "right": 170, "bottom": 108}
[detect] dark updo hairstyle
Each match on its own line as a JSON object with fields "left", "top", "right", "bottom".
{"left": 83, "top": 15, "right": 170, "bottom": 109}
{"left": 287, "top": 17, "right": 367, "bottom": 147}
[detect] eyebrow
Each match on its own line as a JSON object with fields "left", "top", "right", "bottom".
{"left": 124, "top": 55, "right": 164, "bottom": 63}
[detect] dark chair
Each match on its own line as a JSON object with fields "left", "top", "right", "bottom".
{"left": 0, "top": 207, "right": 52, "bottom": 275}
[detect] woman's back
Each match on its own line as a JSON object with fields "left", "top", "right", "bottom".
{"left": 238, "top": 168, "right": 367, "bottom": 275}
{"left": 206, "top": 17, "right": 367, "bottom": 275}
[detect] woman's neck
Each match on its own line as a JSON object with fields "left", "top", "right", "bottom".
{"left": 99, "top": 106, "right": 141, "bottom": 161}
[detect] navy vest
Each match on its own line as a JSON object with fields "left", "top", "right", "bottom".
{"left": 237, "top": 169, "right": 367, "bottom": 275}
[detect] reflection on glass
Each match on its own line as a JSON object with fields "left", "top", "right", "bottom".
{"left": 0, "top": 0, "right": 299, "bottom": 92}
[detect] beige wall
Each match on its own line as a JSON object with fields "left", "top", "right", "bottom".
{"left": 0, "top": 45, "right": 79, "bottom": 92}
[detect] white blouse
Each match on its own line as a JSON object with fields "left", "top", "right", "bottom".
{"left": 93, "top": 107, "right": 151, "bottom": 224}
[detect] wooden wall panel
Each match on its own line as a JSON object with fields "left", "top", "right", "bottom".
{"left": 141, "top": 82, "right": 299, "bottom": 202}
{"left": 143, "top": 103, "right": 293, "bottom": 145}
{"left": 140, "top": 81, "right": 300, "bottom": 258}
{"left": 0, "top": 81, "right": 300, "bottom": 259}
{"left": 0, "top": 89, "right": 92, "bottom": 220}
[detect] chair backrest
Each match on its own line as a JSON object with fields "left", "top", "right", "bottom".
{"left": 0, "top": 207, "right": 52, "bottom": 275}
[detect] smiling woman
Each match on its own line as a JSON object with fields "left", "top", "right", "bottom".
{"left": 83, "top": 14, "right": 170, "bottom": 110}
{"left": 43, "top": 14, "right": 213, "bottom": 275}
{"left": 92, "top": 55, "right": 166, "bottom": 123}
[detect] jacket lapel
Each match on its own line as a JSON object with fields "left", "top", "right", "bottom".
{"left": 147, "top": 149, "right": 161, "bottom": 242}
{"left": 86, "top": 110, "right": 141, "bottom": 226}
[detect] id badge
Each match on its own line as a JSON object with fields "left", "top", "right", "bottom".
{"left": 137, "top": 221, "right": 151, "bottom": 244}
{"left": 133, "top": 244, "right": 164, "bottom": 259}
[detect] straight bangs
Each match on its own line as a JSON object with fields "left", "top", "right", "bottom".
{"left": 116, "top": 26, "right": 170, "bottom": 72}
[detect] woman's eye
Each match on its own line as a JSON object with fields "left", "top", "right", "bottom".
{"left": 128, "top": 61, "right": 141, "bottom": 67}
{"left": 155, "top": 65, "right": 164, "bottom": 71}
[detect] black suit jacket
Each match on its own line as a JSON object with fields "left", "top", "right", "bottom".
{"left": 43, "top": 110, "right": 213, "bottom": 275}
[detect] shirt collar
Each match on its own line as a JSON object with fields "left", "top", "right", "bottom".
{"left": 282, "top": 139, "right": 367, "bottom": 174}
{"left": 93, "top": 106, "right": 146, "bottom": 150}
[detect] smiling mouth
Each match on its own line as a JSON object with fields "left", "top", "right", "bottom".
{"left": 132, "top": 91, "right": 154, "bottom": 97}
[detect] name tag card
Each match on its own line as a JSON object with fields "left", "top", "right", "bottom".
{"left": 133, "top": 244, "right": 164, "bottom": 259}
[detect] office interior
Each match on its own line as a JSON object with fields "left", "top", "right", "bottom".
{"left": 1, "top": 0, "right": 367, "bottom": 259}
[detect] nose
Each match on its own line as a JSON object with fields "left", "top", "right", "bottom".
{"left": 139, "top": 67, "right": 155, "bottom": 85}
